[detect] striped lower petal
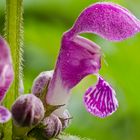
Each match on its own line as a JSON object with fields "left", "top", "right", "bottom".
{"left": 84, "top": 76, "right": 118, "bottom": 118}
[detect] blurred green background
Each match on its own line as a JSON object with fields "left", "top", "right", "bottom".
{"left": 1, "top": 0, "right": 140, "bottom": 140}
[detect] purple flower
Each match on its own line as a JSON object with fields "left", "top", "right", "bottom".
{"left": 0, "top": 37, "right": 14, "bottom": 123}
{"left": 46, "top": 2, "right": 140, "bottom": 118}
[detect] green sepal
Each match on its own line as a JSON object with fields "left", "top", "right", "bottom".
{"left": 45, "top": 104, "right": 65, "bottom": 117}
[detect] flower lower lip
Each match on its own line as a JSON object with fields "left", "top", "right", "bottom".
{"left": 84, "top": 76, "right": 118, "bottom": 118}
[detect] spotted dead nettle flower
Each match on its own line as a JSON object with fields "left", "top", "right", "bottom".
{"left": 45, "top": 2, "right": 140, "bottom": 118}
{"left": 0, "top": 37, "right": 14, "bottom": 123}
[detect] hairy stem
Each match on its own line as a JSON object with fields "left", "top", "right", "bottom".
{"left": 3, "top": 0, "right": 23, "bottom": 139}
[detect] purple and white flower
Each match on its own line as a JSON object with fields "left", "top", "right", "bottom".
{"left": 45, "top": 2, "right": 140, "bottom": 118}
{"left": 0, "top": 37, "right": 14, "bottom": 123}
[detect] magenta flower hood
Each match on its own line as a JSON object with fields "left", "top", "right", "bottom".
{"left": 46, "top": 2, "right": 140, "bottom": 118}
{"left": 0, "top": 37, "right": 14, "bottom": 123}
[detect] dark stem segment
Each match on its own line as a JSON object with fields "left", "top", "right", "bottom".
{"left": 2, "top": 0, "right": 23, "bottom": 139}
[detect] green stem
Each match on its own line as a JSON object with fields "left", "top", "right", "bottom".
{"left": 3, "top": 0, "right": 23, "bottom": 139}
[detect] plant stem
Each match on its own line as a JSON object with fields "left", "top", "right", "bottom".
{"left": 3, "top": 0, "right": 23, "bottom": 139}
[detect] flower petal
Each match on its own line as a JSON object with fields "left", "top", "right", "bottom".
{"left": 46, "top": 36, "right": 101, "bottom": 117}
{"left": 58, "top": 35, "right": 101, "bottom": 89}
{"left": 46, "top": 36, "right": 101, "bottom": 100}
{"left": 66, "top": 2, "right": 140, "bottom": 41}
{"left": 0, "top": 37, "right": 14, "bottom": 102}
{"left": 0, "top": 106, "right": 11, "bottom": 123}
{"left": 84, "top": 76, "right": 118, "bottom": 118}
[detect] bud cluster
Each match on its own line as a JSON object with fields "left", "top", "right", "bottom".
{"left": 11, "top": 71, "right": 71, "bottom": 139}
{"left": 27, "top": 112, "right": 71, "bottom": 139}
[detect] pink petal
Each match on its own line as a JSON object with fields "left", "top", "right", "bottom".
{"left": 84, "top": 76, "right": 118, "bottom": 118}
{"left": 46, "top": 36, "right": 101, "bottom": 117}
{"left": 0, "top": 37, "right": 14, "bottom": 102}
{"left": 58, "top": 35, "right": 101, "bottom": 89}
{"left": 66, "top": 2, "right": 140, "bottom": 41}
{"left": 0, "top": 106, "right": 11, "bottom": 123}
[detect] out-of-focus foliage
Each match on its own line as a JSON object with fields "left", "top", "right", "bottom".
{"left": 1, "top": 0, "right": 140, "bottom": 140}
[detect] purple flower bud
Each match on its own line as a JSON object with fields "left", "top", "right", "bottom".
{"left": 59, "top": 109, "right": 71, "bottom": 130}
{"left": 32, "top": 70, "right": 53, "bottom": 98}
{"left": 84, "top": 76, "right": 118, "bottom": 118}
{"left": 0, "top": 106, "right": 11, "bottom": 123}
{"left": 0, "top": 37, "right": 14, "bottom": 102}
{"left": 42, "top": 114, "right": 62, "bottom": 139}
{"left": 67, "top": 2, "right": 140, "bottom": 41}
{"left": 11, "top": 94, "right": 45, "bottom": 127}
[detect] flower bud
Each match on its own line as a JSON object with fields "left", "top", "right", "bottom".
{"left": 32, "top": 70, "right": 53, "bottom": 98}
{"left": 59, "top": 109, "right": 71, "bottom": 130}
{"left": 42, "top": 114, "right": 62, "bottom": 139}
{"left": 11, "top": 94, "right": 45, "bottom": 127}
